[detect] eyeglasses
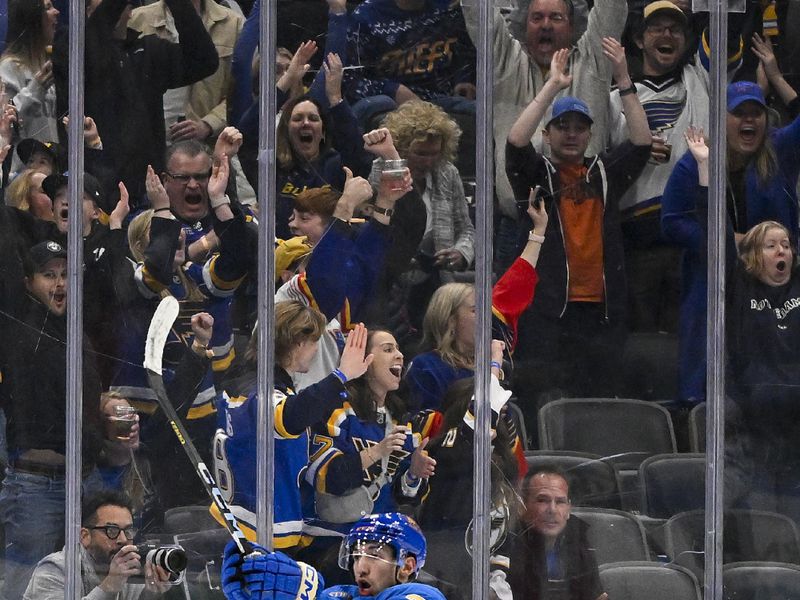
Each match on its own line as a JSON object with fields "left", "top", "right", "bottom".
{"left": 165, "top": 170, "right": 212, "bottom": 185}
{"left": 645, "top": 24, "right": 684, "bottom": 36}
{"left": 88, "top": 525, "right": 138, "bottom": 540}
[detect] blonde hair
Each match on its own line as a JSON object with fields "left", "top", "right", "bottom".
{"left": 421, "top": 283, "right": 475, "bottom": 369}
{"left": 245, "top": 301, "right": 327, "bottom": 367}
{"left": 739, "top": 220, "right": 793, "bottom": 277}
{"left": 6, "top": 170, "right": 43, "bottom": 213}
{"left": 127, "top": 210, "right": 204, "bottom": 302}
{"left": 383, "top": 100, "right": 462, "bottom": 164}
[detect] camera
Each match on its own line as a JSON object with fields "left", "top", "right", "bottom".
{"left": 136, "top": 543, "right": 188, "bottom": 576}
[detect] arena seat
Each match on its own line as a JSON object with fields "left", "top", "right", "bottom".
{"left": 639, "top": 453, "right": 705, "bottom": 518}
{"left": 600, "top": 561, "right": 701, "bottom": 600}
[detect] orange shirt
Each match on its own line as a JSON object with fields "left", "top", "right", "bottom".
{"left": 558, "top": 163, "right": 605, "bottom": 303}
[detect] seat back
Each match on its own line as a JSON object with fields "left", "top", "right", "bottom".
{"left": 525, "top": 451, "right": 620, "bottom": 509}
{"left": 164, "top": 505, "right": 221, "bottom": 534}
{"left": 571, "top": 507, "right": 650, "bottom": 564}
{"left": 538, "top": 398, "right": 677, "bottom": 463}
{"left": 665, "top": 509, "right": 800, "bottom": 577}
{"left": 688, "top": 402, "right": 706, "bottom": 453}
{"left": 639, "top": 453, "right": 705, "bottom": 518}
{"left": 723, "top": 561, "right": 800, "bottom": 600}
{"left": 600, "top": 561, "right": 701, "bottom": 600}
{"left": 173, "top": 528, "right": 231, "bottom": 600}
{"left": 619, "top": 332, "right": 679, "bottom": 401}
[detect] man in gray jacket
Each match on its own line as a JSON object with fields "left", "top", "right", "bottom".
{"left": 460, "top": 0, "right": 627, "bottom": 237}
{"left": 23, "top": 491, "right": 170, "bottom": 600}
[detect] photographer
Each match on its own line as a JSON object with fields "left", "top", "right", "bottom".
{"left": 23, "top": 490, "right": 171, "bottom": 600}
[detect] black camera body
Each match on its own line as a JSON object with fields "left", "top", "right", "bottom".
{"left": 136, "top": 543, "right": 188, "bottom": 576}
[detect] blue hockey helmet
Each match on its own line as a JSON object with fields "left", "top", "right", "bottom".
{"left": 337, "top": 513, "right": 427, "bottom": 574}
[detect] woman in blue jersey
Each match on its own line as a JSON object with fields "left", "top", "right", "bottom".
{"left": 308, "top": 329, "right": 436, "bottom": 513}
{"left": 302, "top": 328, "right": 435, "bottom": 582}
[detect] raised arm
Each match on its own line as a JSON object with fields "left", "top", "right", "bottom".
{"left": 507, "top": 48, "right": 572, "bottom": 147}
{"left": 752, "top": 33, "right": 798, "bottom": 110}
{"left": 601, "top": 37, "right": 651, "bottom": 146}
{"left": 164, "top": 0, "right": 219, "bottom": 87}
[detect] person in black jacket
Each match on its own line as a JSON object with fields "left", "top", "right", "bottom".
{"left": 52, "top": 0, "right": 219, "bottom": 207}
{"left": 508, "top": 468, "right": 606, "bottom": 600}
{"left": 725, "top": 220, "right": 800, "bottom": 523}
{"left": 0, "top": 241, "right": 106, "bottom": 600}
{"left": 505, "top": 41, "right": 651, "bottom": 399}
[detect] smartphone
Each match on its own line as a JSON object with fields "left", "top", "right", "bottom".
{"left": 516, "top": 185, "right": 546, "bottom": 209}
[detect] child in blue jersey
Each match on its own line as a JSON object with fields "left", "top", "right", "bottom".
{"left": 213, "top": 304, "right": 375, "bottom": 551}
{"left": 221, "top": 513, "right": 446, "bottom": 600}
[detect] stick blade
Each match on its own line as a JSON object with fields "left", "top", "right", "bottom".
{"left": 144, "top": 296, "right": 180, "bottom": 375}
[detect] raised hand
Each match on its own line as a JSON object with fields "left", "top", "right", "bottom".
{"left": 526, "top": 186, "right": 548, "bottom": 234}
{"left": 547, "top": 48, "right": 572, "bottom": 90}
{"left": 363, "top": 127, "right": 400, "bottom": 159}
{"left": 601, "top": 36, "right": 630, "bottom": 86}
{"left": 208, "top": 153, "right": 230, "bottom": 201}
{"left": 109, "top": 182, "right": 130, "bottom": 230}
{"left": 409, "top": 437, "right": 436, "bottom": 479}
{"left": 337, "top": 323, "right": 374, "bottom": 380}
{"left": 288, "top": 40, "right": 318, "bottom": 82}
{"left": 751, "top": 33, "right": 780, "bottom": 81}
{"left": 214, "top": 126, "right": 243, "bottom": 160}
{"left": 339, "top": 166, "right": 373, "bottom": 213}
{"left": 191, "top": 312, "right": 214, "bottom": 348}
{"left": 146, "top": 164, "right": 170, "bottom": 211}
{"left": 323, "top": 52, "right": 344, "bottom": 105}
{"left": 684, "top": 126, "right": 708, "bottom": 163}
{"left": 490, "top": 339, "right": 505, "bottom": 367}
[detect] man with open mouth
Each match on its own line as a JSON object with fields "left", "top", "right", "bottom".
{"left": 0, "top": 240, "right": 107, "bottom": 600}
{"left": 607, "top": 0, "right": 747, "bottom": 335}
{"left": 221, "top": 513, "right": 446, "bottom": 600}
{"left": 460, "top": 0, "right": 627, "bottom": 259}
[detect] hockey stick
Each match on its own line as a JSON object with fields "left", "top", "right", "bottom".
{"left": 144, "top": 296, "right": 253, "bottom": 555}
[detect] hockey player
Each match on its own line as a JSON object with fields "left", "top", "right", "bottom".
{"left": 221, "top": 513, "right": 445, "bottom": 600}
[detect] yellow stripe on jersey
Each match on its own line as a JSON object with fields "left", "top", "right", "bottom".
{"left": 297, "top": 273, "right": 320, "bottom": 310}
{"left": 212, "top": 347, "right": 236, "bottom": 372}
{"left": 207, "top": 254, "right": 246, "bottom": 292}
{"left": 314, "top": 452, "right": 338, "bottom": 493}
{"left": 187, "top": 402, "right": 217, "bottom": 420}
{"left": 492, "top": 305, "right": 508, "bottom": 326}
{"left": 274, "top": 400, "right": 302, "bottom": 439}
{"left": 325, "top": 402, "right": 355, "bottom": 437}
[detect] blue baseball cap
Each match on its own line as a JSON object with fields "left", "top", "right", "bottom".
{"left": 727, "top": 81, "right": 766, "bottom": 112}
{"left": 547, "top": 96, "right": 594, "bottom": 127}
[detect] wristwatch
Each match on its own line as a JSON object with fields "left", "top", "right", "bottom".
{"left": 372, "top": 204, "right": 395, "bottom": 217}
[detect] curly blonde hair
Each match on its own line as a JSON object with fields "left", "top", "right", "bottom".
{"left": 383, "top": 100, "right": 462, "bottom": 164}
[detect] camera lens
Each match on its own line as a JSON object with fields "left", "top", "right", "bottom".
{"left": 137, "top": 544, "right": 188, "bottom": 575}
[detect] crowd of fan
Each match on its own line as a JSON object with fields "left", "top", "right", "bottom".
{"left": 0, "top": 0, "right": 798, "bottom": 598}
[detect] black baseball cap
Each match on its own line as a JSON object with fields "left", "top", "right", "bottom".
{"left": 42, "top": 172, "right": 105, "bottom": 210}
{"left": 26, "top": 240, "right": 67, "bottom": 275}
{"left": 16, "top": 139, "right": 65, "bottom": 172}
